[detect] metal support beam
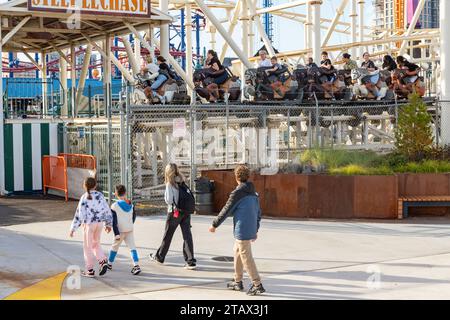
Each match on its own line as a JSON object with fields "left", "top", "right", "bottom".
{"left": 60, "top": 52, "right": 68, "bottom": 117}
{"left": 219, "top": 0, "right": 241, "bottom": 62}
{"left": 159, "top": 0, "right": 170, "bottom": 58}
{"left": 125, "top": 22, "right": 196, "bottom": 90}
{"left": 134, "top": 34, "right": 141, "bottom": 72}
{"left": 23, "top": 51, "right": 43, "bottom": 72}
{"left": 0, "top": 16, "right": 4, "bottom": 195}
{"left": 241, "top": 0, "right": 250, "bottom": 84}
{"left": 185, "top": 4, "right": 194, "bottom": 99}
{"left": 194, "top": 0, "right": 252, "bottom": 69}
{"left": 76, "top": 44, "right": 92, "bottom": 108}
{"left": 70, "top": 43, "right": 76, "bottom": 118}
{"left": 0, "top": 16, "right": 30, "bottom": 46}
{"left": 247, "top": 0, "right": 276, "bottom": 57}
{"left": 248, "top": 0, "right": 255, "bottom": 56}
{"left": 322, "top": 0, "right": 349, "bottom": 47}
{"left": 310, "top": 0, "right": 322, "bottom": 64}
{"left": 255, "top": 0, "right": 307, "bottom": 15}
{"left": 41, "top": 51, "right": 48, "bottom": 116}
{"left": 305, "top": 1, "right": 312, "bottom": 50}
{"left": 82, "top": 34, "right": 135, "bottom": 84}
{"left": 148, "top": 25, "right": 155, "bottom": 59}
{"left": 440, "top": 0, "right": 450, "bottom": 144}
{"left": 208, "top": 22, "right": 217, "bottom": 51}
{"left": 122, "top": 36, "right": 140, "bottom": 75}
{"left": 350, "top": 0, "right": 357, "bottom": 58}
{"left": 358, "top": 0, "right": 365, "bottom": 58}
{"left": 399, "top": 0, "right": 426, "bottom": 56}
{"left": 49, "top": 42, "right": 70, "bottom": 64}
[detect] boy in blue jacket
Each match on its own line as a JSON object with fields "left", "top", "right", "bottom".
{"left": 209, "top": 165, "right": 265, "bottom": 296}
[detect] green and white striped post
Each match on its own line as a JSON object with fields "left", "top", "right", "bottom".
{"left": 0, "top": 17, "right": 5, "bottom": 195}
{"left": 3, "top": 121, "right": 64, "bottom": 193}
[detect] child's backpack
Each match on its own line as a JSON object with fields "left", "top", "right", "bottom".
{"left": 177, "top": 182, "right": 196, "bottom": 215}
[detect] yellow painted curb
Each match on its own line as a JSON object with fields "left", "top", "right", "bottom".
{"left": 4, "top": 272, "right": 67, "bottom": 300}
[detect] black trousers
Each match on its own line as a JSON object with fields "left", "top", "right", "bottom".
{"left": 155, "top": 212, "right": 196, "bottom": 264}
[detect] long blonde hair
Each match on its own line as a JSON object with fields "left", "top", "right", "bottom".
{"left": 165, "top": 163, "right": 183, "bottom": 187}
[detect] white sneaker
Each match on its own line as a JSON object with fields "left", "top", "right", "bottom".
{"left": 184, "top": 263, "right": 197, "bottom": 270}
{"left": 149, "top": 253, "right": 163, "bottom": 265}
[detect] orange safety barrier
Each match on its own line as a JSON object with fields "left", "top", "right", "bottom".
{"left": 42, "top": 156, "right": 68, "bottom": 201}
{"left": 58, "top": 153, "right": 96, "bottom": 170}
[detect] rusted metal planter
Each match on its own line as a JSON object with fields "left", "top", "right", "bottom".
{"left": 201, "top": 170, "right": 449, "bottom": 219}
{"left": 397, "top": 173, "right": 450, "bottom": 216}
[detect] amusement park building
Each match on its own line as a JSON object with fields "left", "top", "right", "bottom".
{"left": 374, "top": 0, "right": 439, "bottom": 33}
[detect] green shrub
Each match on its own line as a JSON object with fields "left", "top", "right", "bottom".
{"left": 330, "top": 165, "right": 393, "bottom": 176}
{"left": 381, "top": 152, "right": 409, "bottom": 167}
{"left": 394, "top": 93, "right": 433, "bottom": 160}
{"left": 299, "top": 149, "right": 450, "bottom": 175}
{"left": 300, "top": 149, "right": 381, "bottom": 169}
{"left": 394, "top": 160, "right": 450, "bottom": 173}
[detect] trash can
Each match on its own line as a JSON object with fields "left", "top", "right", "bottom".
{"left": 194, "top": 177, "right": 214, "bottom": 215}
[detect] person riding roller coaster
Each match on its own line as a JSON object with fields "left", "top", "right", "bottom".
{"left": 382, "top": 55, "right": 398, "bottom": 72}
{"left": 202, "top": 50, "right": 230, "bottom": 102}
{"left": 264, "top": 56, "right": 282, "bottom": 83}
{"left": 319, "top": 52, "right": 338, "bottom": 99}
{"left": 253, "top": 57, "right": 292, "bottom": 100}
{"left": 137, "top": 56, "right": 183, "bottom": 104}
{"left": 341, "top": 53, "right": 357, "bottom": 86}
{"left": 396, "top": 56, "right": 420, "bottom": 84}
{"left": 394, "top": 55, "right": 425, "bottom": 97}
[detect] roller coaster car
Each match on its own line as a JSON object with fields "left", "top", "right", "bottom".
{"left": 241, "top": 63, "right": 429, "bottom": 106}
{"left": 244, "top": 65, "right": 297, "bottom": 101}
{"left": 193, "top": 68, "right": 241, "bottom": 103}
{"left": 133, "top": 73, "right": 190, "bottom": 105}
{"left": 391, "top": 68, "right": 426, "bottom": 99}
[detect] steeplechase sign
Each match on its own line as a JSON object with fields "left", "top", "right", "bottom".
{"left": 27, "top": 0, "right": 151, "bottom": 17}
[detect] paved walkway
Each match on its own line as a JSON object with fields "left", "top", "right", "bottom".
{"left": 0, "top": 195, "right": 77, "bottom": 226}
{"left": 2, "top": 214, "right": 450, "bottom": 299}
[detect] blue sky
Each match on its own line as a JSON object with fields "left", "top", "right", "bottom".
{"left": 200, "top": 0, "right": 376, "bottom": 57}
{"left": 0, "top": 0, "right": 376, "bottom": 58}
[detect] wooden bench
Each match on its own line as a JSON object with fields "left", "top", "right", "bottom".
{"left": 398, "top": 196, "right": 450, "bottom": 219}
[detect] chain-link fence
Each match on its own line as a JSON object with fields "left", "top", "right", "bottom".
{"left": 126, "top": 99, "right": 439, "bottom": 205}
{"left": 60, "top": 95, "right": 441, "bottom": 206}
{"left": 63, "top": 119, "right": 123, "bottom": 201}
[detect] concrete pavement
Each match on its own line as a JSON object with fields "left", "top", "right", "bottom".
{"left": 2, "top": 215, "right": 450, "bottom": 299}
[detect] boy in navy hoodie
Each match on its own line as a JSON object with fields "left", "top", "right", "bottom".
{"left": 209, "top": 165, "right": 265, "bottom": 296}
{"left": 107, "top": 185, "right": 141, "bottom": 275}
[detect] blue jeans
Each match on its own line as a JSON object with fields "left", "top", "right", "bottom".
{"left": 151, "top": 74, "right": 168, "bottom": 95}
